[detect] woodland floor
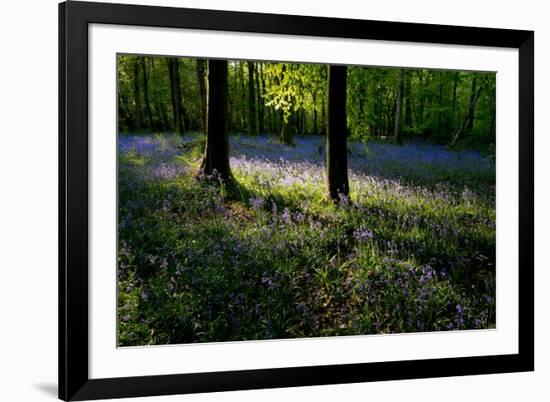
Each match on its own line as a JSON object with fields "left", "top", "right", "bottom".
{"left": 117, "top": 133, "right": 496, "bottom": 346}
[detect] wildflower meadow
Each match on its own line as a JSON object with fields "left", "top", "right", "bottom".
{"left": 117, "top": 133, "right": 496, "bottom": 346}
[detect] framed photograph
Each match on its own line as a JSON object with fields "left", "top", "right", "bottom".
{"left": 59, "top": 1, "right": 534, "bottom": 400}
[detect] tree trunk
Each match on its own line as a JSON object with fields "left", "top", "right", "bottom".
{"left": 394, "top": 69, "right": 404, "bottom": 145}
{"left": 168, "top": 58, "right": 184, "bottom": 135}
{"left": 450, "top": 77, "right": 483, "bottom": 147}
{"left": 321, "top": 96, "right": 326, "bottom": 135}
{"left": 132, "top": 59, "right": 141, "bottom": 132}
{"left": 200, "top": 60, "right": 232, "bottom": 182}
{"left": 196, "top": 59, "right": 207, "bottom": 134}
{"left": 404, "top": 70, "right": 412, "bottom": 128}
{"left": 239, "top": 62, "right": 246, "bottom": 130}
{"left": 467, "top": 75, "right": 478, "bottom": 131}
{"left": 247, "top": 62, "right": 257, "bottom": 136}
{"left": 327, "top": 65, "right": 350, "bottom": 202}
{"left": 312, "top": 90, "right": 318, "bottom": 135}
{"left": 260, "top": 63, "right": 272, "bottom": 134}
{"left": 141, "top": 57, "right": 154, "bottom": 132}
{"left": 255, "top": 63, "right": 264, "bottom": 133}
{"left": 156, "top": 98, "right": 168, "bottom": 132}
{"left": 280, "top": 118, "right": 293, "bottom": 145}
{"left": 437, "top": 72, "right": 444, "bottom": 142}
{"left": 300, "top": 109, "right": 306, "bottom": 137}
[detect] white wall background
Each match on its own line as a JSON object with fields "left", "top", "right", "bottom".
{"left": 0, "top": 0, "right": 545, "bottom": 401}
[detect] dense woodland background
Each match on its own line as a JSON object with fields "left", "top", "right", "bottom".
{"left": 118, "top": 55, "right": 496, "bottom": 150}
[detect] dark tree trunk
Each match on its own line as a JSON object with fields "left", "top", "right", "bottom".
{"left": 312, "top": 90, "right": 318, "bottom": 135}
{"left": 239, "top": 62, "right": 246, "bottom": 130}
{"left": 118, "top": 94, "right": 131, "bottom": 132}
{"left": 326, "top": 65, "right": 349, "bottom": 202}
{"left": 196, "top": 59, "right": 207, "bottom": 133}
{"left": 141, "top": 57, "right": 154, "bottom": 131}
{"left": 232, "top": 62, "right": 238, "bottom": 130}
{"left": 156, "top": 98, "right": 168, "bottom": 132}
{"left": 300, "top": 109, "right": 306, "bottom": 137}
{"left": 200, "top": 60, "right": 232, "bottom": 182}
{"left": 174, "top": 59, "right": 186, "bottom": 133}
{"left": 394, "top": 69, "right": 404, "bottom": 145}
{"left": 452, "top": 72, "right": 459, "bottom": 130}
{"left": 321, "top": 96, "right": 326, "bottom": 135}
{"left": 255, "top": 63, "right": 264, "bottom": 133}
{"left": 247, "top": 61, "right": 257, "bottom": 136}
{"left": 467, "top": 75, "right": 478, "bottom": 131}
{"left": 489, "top": 103, "right": 496, "bottom": 140}
{"left": 168, "top": 59, "right": 176, "bottom": 130}
{"left": 450, "top": 77, "right": 483, "bottom": 147}
{"left": 132, "top": 59, "right": 141, "bottom": 132}
{"left": 404, "top": 70, "right": 412, "bottom": 128}
{"left": 280, "top": 118, "right": 293, "bottom": 145}
{"left": 168, "top": 58, "right": 184, "bottom": 135}
{"left": 260, "top": 63, "right": 272, "bottom": 134}
{"left": 437, "top": 72, "right": 444, "bottom": 142}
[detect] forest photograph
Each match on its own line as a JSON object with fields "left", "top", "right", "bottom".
{"left": 117, "top": 54, "right": 496, "bottom": 347}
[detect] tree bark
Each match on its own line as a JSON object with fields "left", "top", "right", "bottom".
{"left": 247, "top": 61, "right": 257, "bottom": 136}
{"left": 312, "top": 90, "right": 318, "bottom": 135}
{"left": 168, "top": 58, "right": 184, "bottom": 135}
{"left": 132, "top": 59, "right": 141, "bottom": 132}
{"left": 201, "top": 60, "right": 232, "bottom": 182}
{"left": 394, "top": 69, "right": 404, "bottom": 145}
{"left": 141, "top": 57, "right": 154, "bottom": 132}
{"left": 437, "top": 72, "right": 444, "bottom": 142}
{"left": 196, "top": 59, "right": 207, "bottom": 134}
{"left": 239, "top": 62, "right": 246, "bottom": 130}
{"left": 404, "top": 70, "right": 412, "bottom": 128}
{"left": 450, "top": 77, "right": 483, "bottom": 147}
{"left": 327, "top": 65, "right": 350, "bottom": 202}
{"left": 255, "top": 63, "right": 264, "bottom": 134}
{"left": 467, "top": 75, "right": 478, "bottom": 131}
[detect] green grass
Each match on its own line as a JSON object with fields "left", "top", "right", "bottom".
{"left": 117, "top": 137, "right": 495, "bottom": 346}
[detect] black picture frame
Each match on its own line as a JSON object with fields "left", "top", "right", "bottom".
{"left": 59, "top": 1, "right": 534, "bottom": 400}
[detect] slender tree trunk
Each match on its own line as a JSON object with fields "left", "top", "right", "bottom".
{"left": 280, "top": 117, "right": 293, "bottom": 145}
{"left": 174, "top": 59, "right": 186, "bottom": 133}
{"left": 118, "top": 94, "right": 131, "bottom": 132}
{"left": 452, "top": 72, "right": 459, "bottom": 130}
{"left": 452, "top": 72, "right": 459, "bottom": 111}
{"left": 141, "top": 57, "right": 154, "bottom": 132}
{"left": 404, "top": 70, "right": 412, "bottom": 128}
{"left": 156, "top": 98, "right": 168, "bottom": 132}
{"left": 196, "top": 59, "right": 207, "bottom": 134}
{"left": 437, "top": 72, "right": 444, "bottom": 142}
{"left": 394, "top": 69, "right": 404, "bottom": 145}
{"left": 260, "top": 63, "right": 271, "bottom": 134}
{"left": 232, "top": 62, "right": 238, "bottom": 130}
{"left": 450, "top": 76, "right": 483, "bottom": 147}
{"left": 239, "top": 62, "right": 246, "bottom": 130}
{"left": 132, "top": 59, "right": 141, "bottom": 132}
{"left": 200, "top": 60, "right": 232, "bottom": 181}
{"left": 327, "top": 65, "right": 349, "bottom": 202}
{"left": 467, "top": 75, "right": 478, "bottom": 131}
{"left": 247, "top": 62, "right": 257, "bottom": 136}
{"left": 489, "top": 103, "right": 496, "bottom": 140}
{"left": 312, "top": 91, "right": 318, "bottom": 135}
{"left": 168, "top": 58, "right": 184, "bottom": 135}
{"left": 321, "top": 96, "right": 326, "bottom": 135}
{"left": 255, "top": 63, "right": 264, "bottom": 133}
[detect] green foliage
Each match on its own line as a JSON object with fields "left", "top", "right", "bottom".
{"left": 118, "top": 54, "right": 495, "bottom": 149}
{"left": 117, "top": 135, "right": 495, "bottom": 345}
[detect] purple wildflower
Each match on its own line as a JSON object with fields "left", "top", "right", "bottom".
{"left": 353, "top": 227, "right": 373, "bottom": 243}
